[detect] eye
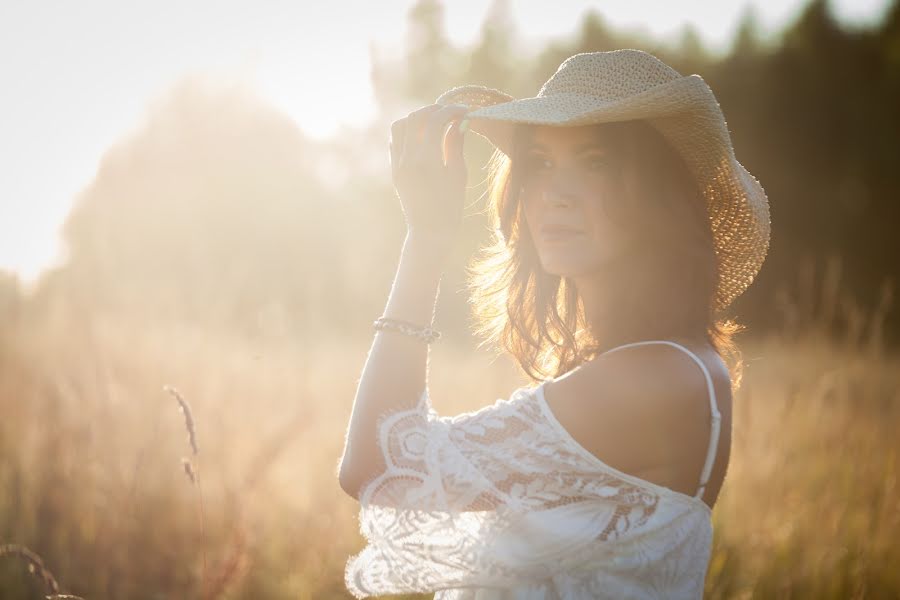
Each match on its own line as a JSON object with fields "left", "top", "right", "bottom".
{"left": 524, "top": 154, "right": 552, "bottom": 170}
{"left": 585, "top": 155, "right": 611, "bottom": 170}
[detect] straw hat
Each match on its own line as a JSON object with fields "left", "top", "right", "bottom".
{"left": 435, "top": 49, "right": 770, "bottom": 313}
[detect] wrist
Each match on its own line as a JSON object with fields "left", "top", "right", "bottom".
{"left": 404, "top": 229, "right": 457, "bottom": 256}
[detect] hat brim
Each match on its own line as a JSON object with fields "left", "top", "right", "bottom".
{"left": 438, "top": 75, "right": 716, "bottom": 157}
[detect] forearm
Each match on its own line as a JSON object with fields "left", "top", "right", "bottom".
{"left": 338, "top": 231, "right": 451, "bottom": 497}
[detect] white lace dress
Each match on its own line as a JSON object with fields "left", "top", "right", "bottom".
{"left": 344, "top": 339, "right": 723, "bottom": 599}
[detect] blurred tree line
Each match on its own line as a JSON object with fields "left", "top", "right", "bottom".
{"left": 5, "top": 0, "right": 899, "bottom": 348}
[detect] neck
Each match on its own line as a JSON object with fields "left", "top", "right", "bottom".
{"left": 572, "top": 269, "right": 691, "bottom": 355}
{"left": 571, "top": 272, "right": 632, "bottom": 354}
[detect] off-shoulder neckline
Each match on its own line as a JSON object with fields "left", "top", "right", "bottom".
{"left": 531, "top": 380, "right": 713, "bottom": 517}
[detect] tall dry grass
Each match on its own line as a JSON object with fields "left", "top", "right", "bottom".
{"left": 0, "top": 258, "right": 897, "bottom": 598}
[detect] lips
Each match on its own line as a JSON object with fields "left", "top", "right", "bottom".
{"left": 540, "top": 224, "right": 586, "bottom": 244}
{"left": 541, "top": 224, "right": 586, "bottom": 235}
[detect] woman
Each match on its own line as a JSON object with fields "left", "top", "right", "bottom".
{"left": 339, "top": 49, "right": 771, "bottom": 599}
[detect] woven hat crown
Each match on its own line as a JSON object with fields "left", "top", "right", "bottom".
{"left": 537, "top": 50, "right": 682, "bottom": 100}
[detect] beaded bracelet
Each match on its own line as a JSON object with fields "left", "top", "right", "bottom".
{"left": 373, "top": 317, "right": 442, "bottom": 343}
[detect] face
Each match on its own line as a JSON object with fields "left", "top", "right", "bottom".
{"left": 519, "top": 124, "right": 635, "bottom": 277}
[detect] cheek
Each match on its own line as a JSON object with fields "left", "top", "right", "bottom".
{"left": 582, "top": 182, "right": 622, "bottom": 233}
{"left": 520, "top": 174, "right": 622, "bottom": 238}
{"left": 582, "top": 198, "right": 609, "bottom": 234}
{"left": 521, "top": 195, "right": 541, "bottom": 237}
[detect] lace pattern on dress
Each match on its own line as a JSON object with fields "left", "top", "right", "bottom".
{"left": 344, "top": 384, "right": 708, "bottom": 598}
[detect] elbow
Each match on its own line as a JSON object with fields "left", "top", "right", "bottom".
{"left": 338, "top": 462, "right": 362, "bottom": 501}
{"left": 337, "top": 447, "right": 358, "bottom": 499}
{"left": 338, "top": 448, "right": 384, "bottom": 501}
{"left": 339, "top": 474, "right": 360, "bottom": 501}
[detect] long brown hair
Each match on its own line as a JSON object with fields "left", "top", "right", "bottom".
{"left": 465, "top": 120, "right": 745, "bottom": 390}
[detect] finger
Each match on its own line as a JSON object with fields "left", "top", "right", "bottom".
{"left": 405, "top": 104, "right": 443, "bottom": 134}
{"left": 403, "top": 105, "right": 443, "bottom": 165}
{"left": 390, "top": 118, "right": 406, "bottom": 179}
{"left": 389, "top": 138, "right": 400, "bottom": 183}
{"left": 423, "top": 105, "right": 469, "bottom": 165}
{"left": 443, "top": 117, "right": 468, "bottom": 171}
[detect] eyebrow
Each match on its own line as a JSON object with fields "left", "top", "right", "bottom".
{"left": 524, "top": 141, "right": 610, "bottom": 153}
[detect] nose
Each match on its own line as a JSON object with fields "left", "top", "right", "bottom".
{"left": 541, "top": 184, "right": 577, "bottom": 208}
{"left": 540, "top": 166, "right": 582, "bottom": 207}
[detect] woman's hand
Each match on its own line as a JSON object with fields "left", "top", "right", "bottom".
{"left": 390, "top": 104, "right": 469, "bottom": 248}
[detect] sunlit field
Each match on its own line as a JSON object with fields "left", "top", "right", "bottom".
{"left": 0, "top": 283, "right": 897, "bottom": 599}
{"left": 3, "top": 1, "right": 900, "bottom": 597}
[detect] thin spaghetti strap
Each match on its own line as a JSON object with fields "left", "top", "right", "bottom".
{"left": 600, "top": 339, "right": 722, "bottom": 500}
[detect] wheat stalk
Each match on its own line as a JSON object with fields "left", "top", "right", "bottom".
{"left": 163, "top": 385, "right": 208, "bottom": 597}
{"left": 203, "top": 520, "right": 250, "bottom": 600}
{"left": 164, "top": 384, "right": 199, "bottom": 455}
{"left": 0, "top": 543, "right": 86, "bottom": 599}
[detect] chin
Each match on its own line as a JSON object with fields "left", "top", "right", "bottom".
{"left": 539, "top": 257, "right": 608, "bottom": 278}
{"left": 537, "top": 244, "right": 613, "bottom": 277}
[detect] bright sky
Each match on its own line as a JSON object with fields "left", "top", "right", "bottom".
{"left": 0, "top": 0, "right": 892, "bottom": 288}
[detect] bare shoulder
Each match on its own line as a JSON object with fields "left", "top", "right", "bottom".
{"left": 542, "top": 340, "right": 730, "bottom": 490}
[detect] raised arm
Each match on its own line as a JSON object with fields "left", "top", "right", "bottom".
{"left": 338, "top": 233, "right": 448, "bottom": 498}
{"left": 337, "top": 103, "right": 469, "bottom": 498}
